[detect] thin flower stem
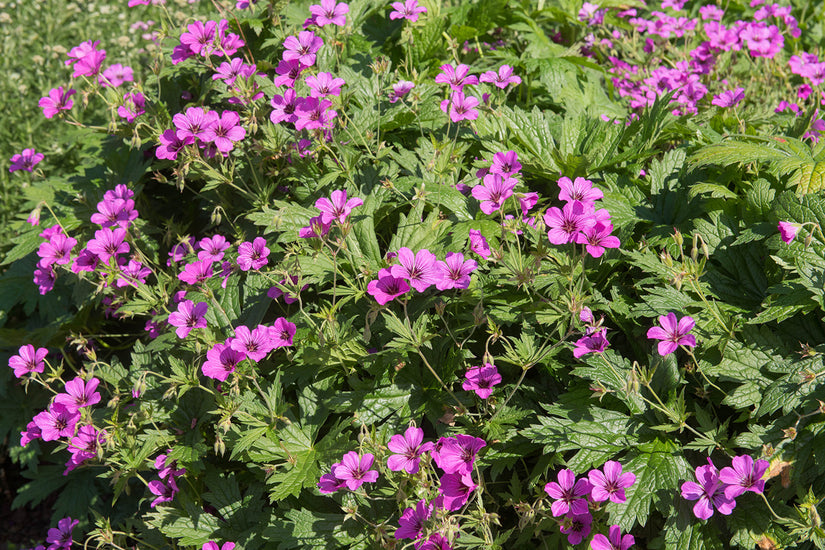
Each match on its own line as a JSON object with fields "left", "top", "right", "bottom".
{"left": 402, "top": 302, "right": 466, "bottom": 412}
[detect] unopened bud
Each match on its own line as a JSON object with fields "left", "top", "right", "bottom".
{"left": 473, "top": 302, "right": 486, "bottom": 326}
{"left": 804, "top": 232, "right": 813, "bottom": 248}
{"left": 673, "top": 229, "right": 683, "bottom": 247}
{"left": 660, "top": 250, "right": 673, "bottom": 267}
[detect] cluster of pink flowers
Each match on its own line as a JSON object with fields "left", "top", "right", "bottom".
{"left": 367, "top": 247, "right": 478, "bottom": 305}
{"left": 544, "top": 176, "right": 620, "bottom": 258}
{"left": 30, "top": 184, "right": 144, "bottom": 297}
{"left": 646, "top": 312, "right": 696, "bottom": 356}
{"left": 436, "top": 64, "right": 481, "bottom": 123}
{"left": 21, "top": 376, "right": 106, "bottom": 475}
{"left": 157, "top": 106, "right": 246, "bottom": 160}
{"left": 269, "top": 29, "right": 340, "bottom": 133}
{"left": 9, "top": 148, "right": 44, "bottom": 173}
{"left": 299, "top": 189, "right": 363, "bottom": 238}
{"left": 201, "top": 318, "right": 296, "bottom": 381}
{"left": 171, "top": 19, "right": 245, "bottom": 64}
{"left": 318, "top": 429, "right": 487, "bottom": 549}
{"left": 544, "top": 462, "right": 636, "bottom": 545}
{"left": 472, "top": 150, "right": 528, "bottom": 215}
{"left": 148, "top": 450, "right": 186, "bottom": 508}
{"left": 681, "top": 455, "right": 769, "bottom": 519}
{"left": 212, "top": 58, "right": 265, "bottom": 105}
{"left": 573, "top": 307, "right": 610, "bottom": 358}
{"left": 66, "top": 39, "right": 106, "bottom": 78}
{"left": 604, "top": 3, "right": 807, "bottom": 116}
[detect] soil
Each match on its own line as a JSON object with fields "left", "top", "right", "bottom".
{"left": 0, "top": 444, "right": 57, "bottom": 550}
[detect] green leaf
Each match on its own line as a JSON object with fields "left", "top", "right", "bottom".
{"left": 605, "top": 437, "right": 691, "bottom": 530}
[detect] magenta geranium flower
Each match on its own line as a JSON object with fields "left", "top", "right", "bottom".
{"left": 100, "top": 63, "right": 134, "bottom": 87}
{"left": 389, "top": 80, "right": 415, "bottom": 103}
{"left": 387, "top": 426, "right": 434, "bottom": 474}
{"left": 462, "top": 364, "right": 501, "bottom": 399}
{"left": 237, "top": 237, "right": 269, "bottom": 271}
{"left": 299, "top": 215, "right": 333, "bottom": 239}
{"left": 309, "top": 0, "right": 349, "bottom": 26}
{"left": 203, "top": 542, "right": 235, "bottom": 550}
{"left": 46, "top": 517, "right": 79, "bottom": 550}
{"left": 432, "top": 434, "right": 486, "bottom": 476}
{"left": 178, "top": 260, "right": 213, "bottom": 285}
{"left": 69, "top": 40, "right": 106, "bottom": 77}
{"left": 544, "top": 201, "right": 596, "bottom": 245}
{"left": 230, "top": 325, "right": 273, "bottom": 362}
{"left": 8, "top": 344, "right": 48, "bottom": 378}
{"left": 180, "top": 20, "right": 218, "bottom": 56}
{"left": 391, "top": 247, "right": 440, "bottom": 292}
{"left": 86, "top": 227, "right": 129, "bottom": 263}
{"left": 54, "top": 377, "right": 102, "bottom": 412}
{"left": 315, "top": 189, "right": 363, "bottom": 224}
{"left": 435, "top": 63, "right": 478, "bottom": 91}
{"left": 269, "top": 317, "right": 296, "bottom": 348}
{"left": 33, "top": 403, "right": 80, "bottom": 441}
{"left": 395, "top": 499, "right": 431, "bottom": 540}
{"left": 318, "top": 463, "right": 347, "bottom": 493}
{"left": 367, "top": 268, "right": 411, "bottom": 305}
{"left": 148, "top": 477, "right": 180, "bottom": 508}
{"left": 37, "top": 234, "right": 77, "bottom": 268}
{"left": 718, "top": 455, "right": 769, "bottom": 499}
{"left": 202, "top": 342, "right": 245, "bottom": 381}
{"left": 443, "top": 91, "right": 480, "bottom": 123}
{"left": 681, "top": 459, "right": 736, "bottom": 520}
{"left": 711, "top": 87, "right": 745, "bottom": 108}
{"left": 117, "top": 91, "right": 146, "bottom": 123}
{"left": 588, "top": 461, "right": 636, "bottom": 503}
{"left": 305, "top": 72, "right": 346, "bottom": 98}
{"left": 436, "top": 472, "right": 477, "bottom": 510}
{"left": 156, "top": 129, "right": 191, "bottom": 161}
{"left": 39, "top": 87, "right": 75, "bottom": 119}
{"left": 560, "top": 512, "right": 593, "bottom": 545}
{"left": 435, "top": 252, "right": 477, "bottom": 290}
{"left": 294, "top": 97, "right": 337, "bottom": 131}
{"left": 577, "top": 221, "right": 620, "bottom": 258}
{"left": 332, "top": 451, "right": 379, "bottom": 490}
{"left": 168, "top": 300, "right": 209, "bottom": 339}
{"left": 778, "top": 221, "right": 802, "bottom": 243}
{"left": 468, "top": 229, "right": 491, "bottom": 259}
{"left": 174, "top": 107, "right": 218, "bottom": 142}
{"left": 472, "top": 174, "right": 517, "bottom": 215}
{"left": 480, "top": 65, "right": 522, "bottom": 89}
{"left": 416, "top": 533, "right": 452, "bottom": 550}
{"left": 202, "top": 110, "right": 245, "bottom": 153}
{"left": 646, "top": 312, "right": 696, "bottom": 356}
{"left": 273, "top": 59, "right": 306, "bottom": 88}
{"left": 558, "top": 176, "right": 603, "bottom": 206}
{"left": 90, "top": 197, "right": 138, "bottom": 229}
{"left": 389, "top": 0, "right": 427, "bottom": 22}
{"left": 591, "top": 525, "right": 635, "bottom": 550}
{"left": 544, "top": 469, "right": 592, "bottom": 517}
{"left": 9, "top": 148, "right": 44, "bottom": 173}
{"left": 282, "top": 31, "right": 323, "bottom": 67}
{"left": 198, "top": 235, "right": 231, "bottom": 263}
{"left": 573, "top": 330, "right": 609, "bottom": 358}
{"left": 65, "top": 425, "right": 105, "bottom": 474}
{"left": 490, "top": 150, "right": 521, "bottom": 177}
